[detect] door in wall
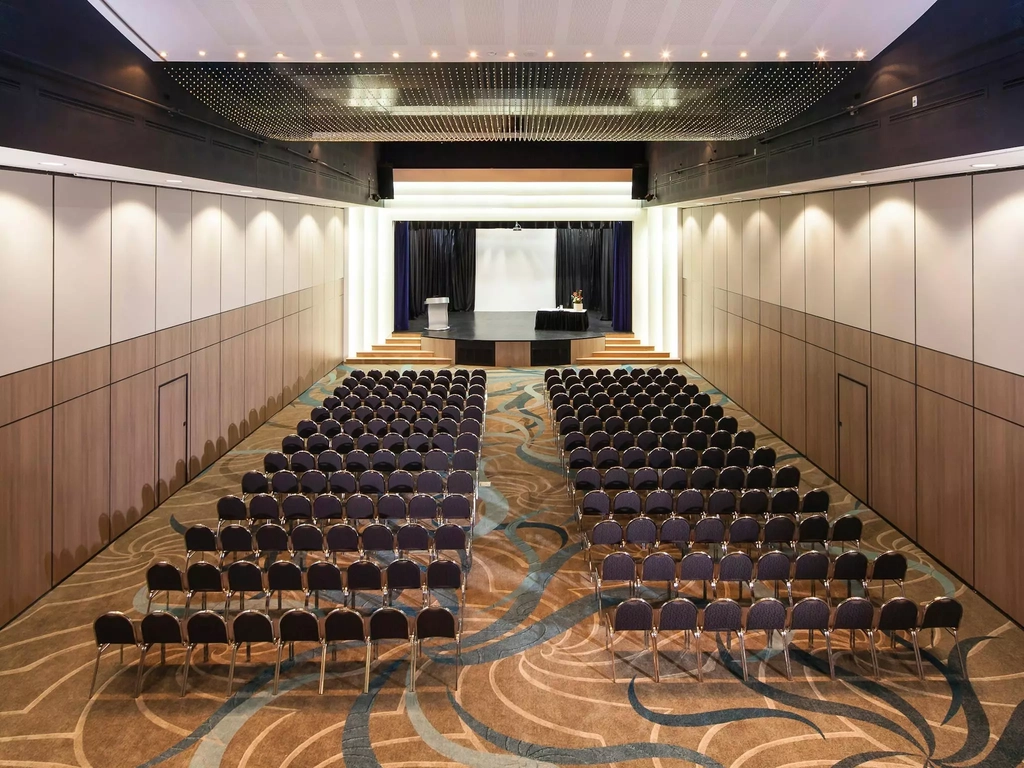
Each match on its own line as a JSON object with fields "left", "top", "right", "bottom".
{"left": 837, "top": 375, "right": 869, "bottom": 502}
{"left": 158, "top": 375, "right": 188, "bottom": 504}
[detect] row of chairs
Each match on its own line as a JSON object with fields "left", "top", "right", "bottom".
{"left": 239, "top": 466, "right": 478, "bottom": 499}
{"left": 553, "top": 395, "right": 722, "bottom": 422}
{"left": 256, "top": 448, "right": 477, "bottom": 483}
{"left": 93, "top": 605, "right": 461, "bottom": 697}
{"left": 546, "top": 365, "right": 678, "bottom": 380}
{"left": 190, "top": 520, "right": 471, "bottom": 565}
{"left": 277, "top": 431, "right": 481, "bottom": 459}
{"left": 559, "top": 413, "right": 736, "bottom": 440}
{"left": 603, "top": 594, "right": 964, "bottom": 682}
{"left": 308, "top": 403, "right": 484, "bottom": 428}
{"left": 576, "top": 487, "right": 827, "bottom": 523}
{"left": 567, "top": 445, "right": 776, "bottom": 476}
{"left": 593, "top": 548, "right": 907, "bottom": 604}
{"left": 150, "top": 557, "right": 466, "bottom": 615}
{"left": 571, "top": 464, "right": 800, "bottom": 499}
{"left": 345, "top": 366, "right": 487, "bottom": 382}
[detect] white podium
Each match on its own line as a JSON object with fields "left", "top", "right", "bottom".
{"left": 426, "top": 296, "right": 450, "bottom": 330}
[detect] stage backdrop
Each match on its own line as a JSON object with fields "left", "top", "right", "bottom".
{"left": 475, "top": 228, "right": 556, "bottom": 312}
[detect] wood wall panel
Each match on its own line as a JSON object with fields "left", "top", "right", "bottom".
{"left": 245, "top": 300, "right": 266, "bottom": 331}
{"left": 741, "top": 320, "right": 760, "bottom": 418}
{"left": 265, "top": 319, "right": 284, "bottom": 416}
{"left": 156, "top": 323, "right": 190, "bottom": 365}
{"left": 191, "top": 315, "right": 220, "bottom": 352}
{"left": 0, "top": 364, "right": 52, "bottom": 427}
{"left": 805, "top": 344, "right": 836, "bottom": 476}
{"left": 266, "top": 296, "right": 284, "bottom": 324}
{"left": 871, "top": 334, "right": 916, "bottom": 383}
{"left": 54, "top": 347, "right": 110, "bottom": 405}
{"left": 220, "top": 335, "right": 246, "bottom": 449}
{"left": 759, "top": 328, "right": 782, "bottom": 434}
{"left": 805, "top": 316, "right": 835, "bottom": 352}
{"left": 244, "top": 327, "right": 267, "bottom": 435}
{"left": 836, "top": 355, "right": 871, "bottom": 387}
{"left": 110, "top": 370, "right": 156, "bottom": 538}
{"left": 974, "top": 363, "right": 1024, "bottom": 428}
{"left": 871, "top": 369, "right": 917, "bottom": 537}
{"left": 780, "top": 335, "right": 807, "bottom": 452}
{"left": 781, "top": 308, "right": 805, "bottom": 340}
{"left": 714, "top": 308, "right": 728, "bottom": 390}
{"left": 52, "top": 389, "right": 110, "bottom": 584}
{"left": 835, "top": 324, "right": 871, "bottom": 366}
{"left": 282, "top": 312, "right": 300, "bottom": 404}
{"left": 0, "top": 411, "right": 53, "bottom": 626}
{"left": 189, "top": 344, "right": 221, "bottom": 476}
{"left": 917, "top": 347, "right": 973, "bottom": 405}
{"left": 917, "top": 388, "right": 974, "bottom": 583}
{"left": 111, "top": 334, "right": 155, "bottom": 382}
{"left": 726, "top": 313, "right": 742, "bottom": 402}
{"left": 299, "top": 308, "right": 313, "bottom": 392}
{"left": 495, "top": 342, "right": 532, "bottom": 367}
{"left": 760, "top": 302, "right": 781, "bottom": 331}
{"left": 974, "top": 410, "right": 1024, "bottom": 624}
{"left": 422, "top": 336, "right": 457, "bottom": 362}
{"left": 221, "top": 307, "right": 246, "bottom": 340}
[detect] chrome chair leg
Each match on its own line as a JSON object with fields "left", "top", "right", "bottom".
{"left": 867, "top": 631, "right": 879, "bottom": 679}
{"left": 89, "top": 645, "right": 107, "bottom": 696}
{"left": 782, "top": 632, "right": 792, "bottom": 681}
{"left": 651, "top": 632, "right": 660, "bottom": 683}
{"left": 273, "top": 643, "right": 283, "bottom": 695}
{"left": 134, "top": 645, "right": 150, "bottom": 698}
{"left": 227, "top": 644, "right": 238, "bottom": 694}
{"left": 912, "top": 630, "right": 924, "bottom": 680}
{"left": 363, "top": 640, "right": 372, "bottom": 693}
{"left": 738, "top": 632, "right": 748, "bottom": 682}
{"left": 180, "top": 646, "right": 194, "bottom": 697}
{"left": 319, "top": 642, "right": 328, "bottom": 695}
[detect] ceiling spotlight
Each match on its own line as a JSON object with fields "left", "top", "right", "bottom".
{"left": 779, "top": 190, "right": 793, "bottom": 195}
{"left": 700, "top": 51, "right": 708, "bottom": 58}
{"left": 315, "top": 52, "right": 323, "bottom": 59}
{"left": 198, "top": 50, "right": 206, "bottom": 57}
{"left": 354, "top": 51, "right": 362, "bottom": 58}
{"left": 778, "top": 50, "right": 787, "bottom": 59}
{"left": 739, "top": 51, "right": 748, "bottom": 58}
{"left": 855, "top": 49, "right": 866, "bottom": 59}
{"left": 276, "top": 52, "right": 285, "bottom": 59}
{"left": 643, "top": 192, "right": 656, "bottom": 202}
{"left": 159, "top": 51, "right": 168, "bottom": 58}
{"left": 849, "top": 180, "right": 867, "bottom": 185}
{"left": 623, "top": 51, "right": 631, "bottom": 58}
{"left": 369, "top": 193, "right": 381, "bottom": 202}
{"left": 972, "top": 162, "right": 998, "bottom": 168}
{"left": 166, "top": 179, "right": 182, "bottom": 183}
{"left": 392, "top": 52, "right": 400, "bottom": 58}
{"left": 584, "top": 51, "right": 593, "bottom": 58}
{"left": 546, "top": 51, "right": 554, "bottom": 57}
{"left": 469, "top": 50, "right": 478, "bottom": 58}
{"left": 512, "top": 222, "right": 522, "bottom": 232}
{"left": 239, "top": 189, "right": 253, "bottom": 194}
{"left": 237, "top": 51, "right": 246, "bottom": 59}
{"left": 816, "top": 49, "right": 827, "bottom": 60}
{"left": 508, "top": 51, "right": 515, "bottom": 58}
{"left": 661, "top": 50, "right": 671, "bottom": 59}
{"left": 39, "top": 161, "right": 65, "bottom": 167}
{"left": 430, "top": 51, "right": 439, "bottom": 58}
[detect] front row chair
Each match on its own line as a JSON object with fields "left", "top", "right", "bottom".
{"left": 91, "top": 612, "right": 138, "bottom": 696}
{"left": 606, "top": 598, "right": 658, "bottom": 683}
{"left": 366, "top": 607, "right": 413, "bottom": 693}
{"left": 411, "top": 607, "right": 461, "bottom": 691}
{"left": 181, "top": 610, "right": 231, "bottom": 696}
{"left": 228, "top": 610, "right": 276, "bottom": 693}
{"left": 135, "top": 611, "right": 185, "bottom": 697}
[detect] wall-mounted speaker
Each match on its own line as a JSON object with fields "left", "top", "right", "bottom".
{"left": 631, "top": 163, "right": 649, "bottom": 200}
{"left": 377, "top": 164, "right": 394, "bottom": 199}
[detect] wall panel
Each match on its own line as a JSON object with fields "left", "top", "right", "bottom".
{"left": 282, "top": 311, "right": 299, "bottom": 404}
{"left": 713, "top": 206, "right": 728, "bottom": 290}
{"left": 805, "top": 344, "right": 836, "bottom": 476}
{"left": 759, "top": 327, "right": 782, "bottom": 433}
{"left": 283, "top": 202, "right": 301, "bottom": 295}
{"left": 220, "top": 335, "right": 246, "bottom": 449}
{"left": 111, "top": 183, "right": 156, "bottom": 343}
{"left": 727, "top": 313, "right": 742, "bottom": 403}
{"left": 191, "top": 192, "right": 221, "bottom": 320}
{"left": 871, "top": 369, "right": 917, "bottom": 537}
{"left": 726, "top": 202, "right": 742, "bottom": 294}
{"left": 110, "top": 369, "right": 155, "bottom": 538}
{"left": 780, "top": 195, "right": 805, "bottom": 311}
{"left": 155, "top": 188, "right": 192, "bottom": 330}
{"left": 0, "top": 170, "right": 53, "bottom": 377}
{"left": 53, "top": 178, "right": 111, "bottom": 359}
{"left": 52, "top": 389, "right": 110, "bottom": 584}
{"left": 741, "top": 201, "right": 759, "bottom": 300}
{"left": 870, "top": 183, "right": 916, "bottom": 344}
{"left": 758, "top": 198, "right": 781, "bottom": 306}
{"left": 834, "top": 187, "right": 871, "bottom": 331}
{"left": 245, "top": 198, "right": 267, "bottom": 303}
{"left": 265, "top": 318, "right": 284, "bottom": 416}
{"left": 804, "top": 191, "right": 834, "bottom": 320}
{"left": 266, "top": 200, "right": 285, "bottom": 299}
{"left": 780, "top": 334, "right": 806, "bottom": 452}
{"left": 741, "top": 320, "right": 760, "bottom": 418}
{"left": 189, "top": 344, "right": 221, "bottom": 476}
{"left": 220, "top": 196, "right": 246, "bottom": 312}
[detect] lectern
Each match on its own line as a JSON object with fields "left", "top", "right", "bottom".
{"left": 425, "top": 296, "right": 450, "bottom": 331}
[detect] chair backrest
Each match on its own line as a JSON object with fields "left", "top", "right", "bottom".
{"left": 369, "top": 607, "right": 410, "bottom": 641}
{"left": 919, "top": 597, "right": 963, "bottom": 630}
{"left": 830, "top": 514, "right": 863, "bottom": 543}
{"left": 693, "top": 516, "right": 725, "bottom": 544}
{"left": 232, "top": 610, "right": 275, "bottom": 643}
{"left": 434, "top": 523, "right": 467, "bottom": 551}
{"left": 625, "top": 516, "right": 657, "bottom": 545}
{"left": 589, "top": 519, "right": 623, "bottom": 547}
{"left": 755, "top": 550, "right": 791, "bottom": 582}
{"left": 326, "top": 523, "right": 359, "bottom": 553}
{"left": 386, "top": 558, "right": 423, "bottom": 590}
{"left": 218, "top": 495, "right": 247, "bottom": 522}
{"left": 291, "top": 523, "right": 325, "bottom": 552}
{"left": 641, "top": 551, "right": 676, "bottom": 582}
{"left": 790, "top": 597, "right": 830, "bottom": 630}
{"left": 832, "top": 597, "right": 875, "bottom": 630}
{"left": 324, "top": 608, "right": 367, "bottom": 642}
{"left": 416, "top": 607, "right": 458, "bottom": 640}
{"left": 833, "top": 551, "right": 869, "bottom": 580}
{"left": 147, "top": 562, "right": 184, "bottom": 592}
{"left": 613, "top": 598, "right": 654, "bottom": 632}
{"left": 763, "top": 515, "right": 796, "bottom": 544}
{"left": 426, "top": 559, "right": 462, "bottom": 590}
{"left": 267, "top": 560, "right": 303, "bottom": 590}
{"left": 718, "top": 551, "right": 753, "bottom": 581}
{"left": 702, "top": 599, "right": 742, "bottom": 632}
{"left": 802, "top": 488, "right": 830, "bottom": 514}
{"left": 307, "top": 561, "right": 344, "bottom": 591}
{"left": 601, "top": 551, "right": 636, "bottom": 582}
{"left": 658, "top": 598, "right": 697, "bottom": 632}
{"left": 187, "top": 561, "right": 222, "bottom": 591}
{"left": 185, "top": 610, "right": 229, "bottom": 644}
{"left": 185, "top": 524, "right": 218, "bottom": 553}
{"left": 877, "top": 597, "right": 919, "bottom": 632}
{"left": 872, "top": 551, "right": 908, "bottom": 580}
{"left": 745, "top": 598, "right": 787, "bottom": 632}
{"left": 347, "top": 560, "right": 383, "bottom": 590}
{"left": 798, "top": 514, "right": 829, "bottom": 543}
{"left": 793, "top": 550, "right": 830, "bottom": 580}
{"left": 227, "top": 560, "right": 263, "bottom": 591}
{"left": 141, "top": 611, "right": 182, "bottom": 644}
{"left": 679, "top": 551, "right": 714, "bottom": 581}
{"left": 94, "top": 612, "right": 137, "bottom": 646}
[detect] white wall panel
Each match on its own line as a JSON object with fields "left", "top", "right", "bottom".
{"left": 377, "top": 211, "right": 393, "bottom": 348}
{"left": 758, "top": 198, "right": 781, "bottom": 305}
{"left": 804, "top": 191, "right": 835, "bottom": 320}
{"left": 53, "top": 177, "right": 111, "bottom": 359}
{"left": 266, "top": 201, "right": 284, "bottom": 298}
{"left": 312, "top": 206, "right": 326, "bottom": 287}
{"left": 245, "top": 198, "right": 267, "bottom": 303}
{"left": 334, "top": 210, "right": 346, "bottom": 280}
{"left": 299, "top": 205, "right": 314, "bottom": 290}
{"left": 975, "top": 170, "right": 1024, "bottom": 375}
{"left": 648, "top": 207, "right": 664, "bottom": 350}
{"left": 726, "top": 202, "right": 742, "bottom": 294}
{"left": 916, "top": 177, "right": 973, "bottom": 359}
{"left": 111, "top": 183, "right": 156, "bottom": 343}
{"left": 713, "top": 206, "right": 727, "bottom": 289}
{"left": 741, "top": 201, "right": 759, "bottom": 299}
{"left": 190, "top": 192, "right": 221, "bottom": 320}
{"left": 362, "top": 207, "right": 379, "bottom": 349}
{"left": 632, "top": 213, "right": 650, "bottom": 344}
{"left": 324, "top": 208, "right": 337, "bottom": 285}
{"left": 220, "top": 196, "right": 246, "bottom": 311}
{"left": 870, "top": 183, "right": 916, "bottom": 343}
{"left": 155, "top": 187, "right": 192, "bottom": 330}
{"left": 283, "top": 202, "right": 300, "bottom": 294}
{"left": 780, "top": 195, "right": 805, "bottom": 311}
{"left": 834, "top": 187, "right": 871, "bottom": 330}
{"left": 663, "top": 207, "right": 679, "bottom": 358}
{"left": 346, "top": 207, "right": 364, "bottom": 355}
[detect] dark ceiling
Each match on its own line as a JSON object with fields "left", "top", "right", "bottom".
{"left": 164, "top": 61, "right": 857, "bottom": 143}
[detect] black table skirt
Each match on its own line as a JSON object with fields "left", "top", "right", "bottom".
{"left": 534, "top": 310, "right": 590, "bottom": 332}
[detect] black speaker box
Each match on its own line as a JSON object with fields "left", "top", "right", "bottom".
{"left": 377, "top": 164, "right": 394, "bottom": 199}
{"left": 631, "top": 164, "right": 649, "bottom": 200}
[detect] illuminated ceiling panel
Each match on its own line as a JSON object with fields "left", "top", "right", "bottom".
{"left": 165, "top": 61, "right": 856, "bottom": 142}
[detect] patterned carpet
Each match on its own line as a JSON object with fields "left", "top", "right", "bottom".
{"left": 1, "top": 365, "right": 1023, "bottom": 768}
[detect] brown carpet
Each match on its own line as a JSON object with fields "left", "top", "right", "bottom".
{"left": 0, "top": 365, "right": 1022, "bottom": 768}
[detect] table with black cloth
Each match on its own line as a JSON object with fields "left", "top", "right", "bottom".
{"left": 534, "top": 309, "right": 590, "bottom": 332}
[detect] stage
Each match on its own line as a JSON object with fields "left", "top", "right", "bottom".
{"left": 414, "top": 311, "right": 611, "bottom": 367}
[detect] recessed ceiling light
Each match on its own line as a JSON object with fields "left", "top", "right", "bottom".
{"left": 971, "top": 162, "right": 998, "bottom": 169}
{"left": 855, "top": 49, "right": 866, "bottom": 59}
{"left": 584, "top": 51, "right": 593, "bottom": 58}
{"left": 354, "top": 52, "right": 362, "bottom": 59}
{"left": 508, "top": 51, "right": 515, "bottom": 58}
{"left": 39, "top": 161, "right": 65, "bottom": 167}
{"left": 276, "top": 52, "right": 285, "bottom": 59}
{"left": 237, "top": 51, "right": 246, "bottom": 59}
{"left": 392, "top": 52, "right": 400, "bottom": 58}
{"left": 739, "top": 51, "right": 748, "bottom": 58}
{"left": 623, "top": 51, "right": 631, "bottom": 58}
{"left": 546, "top": 51, "right": 554, "bottom": 58}
{"left": 430, "top": 51, "right": 439, "bottom": 58}
{"left": 315, "top": 52, "right": 323, "bottom": 59}
{"left": 166, "top": 179, "right": 182, "bottom": 183}
{"left": 779, "top": 190, "right": 793, "bottom": 195}
{"left": 159, "top": 51, "right": 168, "bottom": 58}
{"left": 469, "top": 51, "right": 478, "bottom": 58}
{"left": 700, "top": 51, "right": 708, "bottom": 58}
{"left": 198, "top": 50, "right": 206, "bottom": 57}
{"left": 815, "top": 49, "right": 827, "bottom": 60}
{"left": 239, "top": 189, "right": 253, "bottom": 193}
{"left": 849, "top": 180, "right": 867, "bottom": 185}
{"left": 778, "top": 51, "right": 787, "bottom": 59}
{"left": 661, "top": 50, "right": 671, "bottom": 59}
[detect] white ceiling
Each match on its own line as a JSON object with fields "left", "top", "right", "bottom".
{"left": 671, "top": 145, "right": 1024, "bottom": 207}
{"left": 88, "top": 0, "right": 936, "bottom": 63}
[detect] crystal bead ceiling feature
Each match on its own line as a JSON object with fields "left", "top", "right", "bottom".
{"left": 164, "top": 62, "right": 856, "bottom": 142}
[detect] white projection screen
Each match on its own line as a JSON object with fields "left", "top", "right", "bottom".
{"left": 475, "top": 228, "right": 556, "bottom": 311}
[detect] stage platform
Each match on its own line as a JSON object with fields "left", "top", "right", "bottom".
{"left": 416, "top": 311, "right": 610, "bottom": 366}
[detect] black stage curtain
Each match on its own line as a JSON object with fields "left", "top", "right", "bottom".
{"left": 555, "top": 227, "right": 615, "bottom": 321}
{"left": 408, "top": 227, "right": 476, "bottom": 319}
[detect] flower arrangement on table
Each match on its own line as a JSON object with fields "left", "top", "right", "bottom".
{"left": 570, "top": 290, "right": 583, "bottom": 310}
